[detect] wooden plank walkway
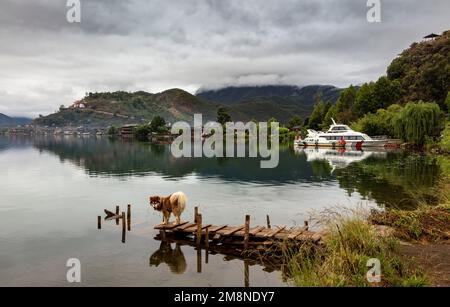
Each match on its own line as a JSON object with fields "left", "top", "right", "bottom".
{"left": 154, "top": 207, "right": 324, "bottom": 248}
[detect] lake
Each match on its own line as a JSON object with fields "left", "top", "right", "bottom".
{"left": 0, "top": 135, "right": 444, "bottom": 286}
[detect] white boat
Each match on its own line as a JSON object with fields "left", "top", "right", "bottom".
{"left": 294, "top": 119, "right": 400, "bottom": 149}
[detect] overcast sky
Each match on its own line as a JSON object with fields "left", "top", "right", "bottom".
{"left": 0, "top": 0, "right": 449, "bottom": 117}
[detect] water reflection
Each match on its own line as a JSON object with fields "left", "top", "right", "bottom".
{"left": 150, "top": 233, "right": 287, "bottom": 287}
{"left": 295, "top": 147, "right": 388, "bottom": 172}
{"left": 149, "top": 242, "right": 187, "bottom": 274}
{"left": 2, "top": 135, "right": 444, "bottom": 210}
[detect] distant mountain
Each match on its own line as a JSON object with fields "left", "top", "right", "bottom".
{"left": 0, "top": 113, "right": 32, "bottom": 127}
{"left": 34, "top": 89, "right": 217, "bottom": 127}
{"left": 196, "top": 84, "right": 342, "bottom": 122}
{"left": 34, "top": 85, "right": 344, "bottom": 127}
{"left": 196, "top": 85, "right": 342, "bottom": 106}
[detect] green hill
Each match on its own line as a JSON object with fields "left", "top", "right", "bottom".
{"left": 387, "top": 30, "right": 450, "bottom": 110}
{"left": 34, "top": 85, "right": 342, "bottom": 127}
{"left": 34, "top": 89, "right": 217, "bottom": 127}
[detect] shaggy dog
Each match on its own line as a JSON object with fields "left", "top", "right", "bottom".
{"left": 149, "top": 191, "right": 187, "bottom": 225}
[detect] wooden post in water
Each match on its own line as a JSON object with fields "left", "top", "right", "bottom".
{"left": 197, "top": 248, "right": 202, "bottom": 273}
{"left": 127, "top": 204, "right": 131, "bottom": 231}
{"left": 194, "top": 207, "right": 198, "bottom": 224}
{"left": 304, "top": 220, "right": 309, "bottom": 231}
{"left": 116, "top": 206, "right": 120, "bottom": 225}
{"left": 97, "top": 216, "right": 102, "bottom": 229}
{"left": 121, "top": 212, "right": 126, "bottom": 243}
{"left": 244, "top": 260, "right": 250, "bottom": 288}
{"left": 266, "top": 215, "right": 271, "bottom": 229}
{"left": 196, "top": 214, "right": 202, "bottom": 245}
{"left": 205, "top": 227, "right": 210, "bottom": 248}
{"left": 244, "top": 215, "right": 250, "bottom": 249}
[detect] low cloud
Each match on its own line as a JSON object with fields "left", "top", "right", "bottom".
{"left": 0, "top": 0, "right": 449, "bottom": 117}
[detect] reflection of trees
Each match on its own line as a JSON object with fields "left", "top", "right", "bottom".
{"left": 8, "top": 135, "right": 442, "bottom": 209}
{"left": 31, "top": 136, "right": 328, "bottom": 184}
{"left": 333, "top": 153, "right": 441, "bottom": 209}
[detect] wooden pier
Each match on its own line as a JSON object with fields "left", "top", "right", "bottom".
{"left": 154, "top": 207, "right": 325, "bottom": 249}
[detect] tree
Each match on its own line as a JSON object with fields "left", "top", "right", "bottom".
{"left": 150, "top": 116, "right": 167, "bottom": 133}
{"left": 287, "top": 115, "right": 303, "bottom": 129}
{"left": 334, "top": 85, "right": 357, "bottom": 123}
{"left": 392, "top": 102, "right": 444, "bottom": 146}
{"left": 134, "top": 124, "right": 152, "bottom": 141}
{"left": 446, "top": 91, "right": 450, "bottom": 113}
{"left": 107, "top": 126, "right": 118, "bottom": 135}
{"left": 354, "top": 82, "right": 376, "bottom": 116}
{"left": 351, "top": 104, "right": 402, "bottom": 137}
{"left": 217, "top": 107, "right": 232, "bottom": 125}
{"left": 322, "top": 105, "right": 337, "bottom": 129}
{"left": 308, "top": 100, "right": 327, "bottom": 130}
{"left": 372, "top": 76, "right": 401, "bottom": 110}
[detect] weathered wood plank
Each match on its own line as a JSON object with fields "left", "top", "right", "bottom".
{"left": 235, "top": 226, "right": 265, "bottom": 237}
{"left": 264, "top": 225, "right": 286, "bottom": 238}
{"left": 254, "top": 229, "right": 273, "bottom": 238}
{"left": 249, "top": 226, "right": 265, "bottom": 236}
{"left": 288, "top": 227, "right": 306, "bottom": 239}
{"left": 221, "top": 225, "right": 245, "bottom": 236}
{"left": 208, "top": 225, "right": 228, "bottom": 233}
{"left": 154, "top": 221, "right": 188, "bottom": 230}
{"left": 175, "top": 222, "right": 197, "bottom": 231}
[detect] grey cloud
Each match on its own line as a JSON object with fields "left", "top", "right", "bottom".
{"left": 0, "top": 0, "right": 449, "bottom": 117}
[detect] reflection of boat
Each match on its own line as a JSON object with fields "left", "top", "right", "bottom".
{"left": 294, "top": 119, "right": 400, "bottom": 149}
{"left": 295, "top": 147, "right": 388, "bottom": 172}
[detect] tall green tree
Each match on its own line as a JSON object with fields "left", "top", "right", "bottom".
{"left": 217, "top": 107, "right": 232, "bottom": 125}
{"left": 335, "top": 85, "right": 357, "bottom": 123}
{"left": 287, "top": 115, "right": 303, "bottom": 129}
{"left": 308, "top": 100, "right": 327, "bottom": 130}
{"left": 354, "top": 82, "right": 376, "bottom": 116}
{"left": 446, "top": 91, "right": 450, "bottom": 113}
{"left": 150, "top": 116, "right": 167, "bottom": 133}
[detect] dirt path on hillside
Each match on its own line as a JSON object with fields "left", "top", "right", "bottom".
{"left": 399, "top": 242, "right": 450, "bottom": 287}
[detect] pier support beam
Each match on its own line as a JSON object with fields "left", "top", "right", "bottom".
{"left": 244, "top": 215, "right": 250, "bottom": 249}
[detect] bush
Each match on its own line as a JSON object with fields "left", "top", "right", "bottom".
{"left": 134, "top": 125, "right": 152, "bottom": 141}
{"left": 150, "top": 116, "right": 167, "bottom": 133}
{"left": 107, "top": 126, "right": 118, "bottom": 135}
{"left": 351, "top": 104, "right": 401, "bottom": 137}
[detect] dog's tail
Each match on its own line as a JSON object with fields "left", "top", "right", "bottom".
{"left": 171, "top": 191, "right": 187, "bottom": 212}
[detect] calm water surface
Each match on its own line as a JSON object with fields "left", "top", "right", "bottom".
{"left": 0, "top": 136, "right": 443, "bottom": 286}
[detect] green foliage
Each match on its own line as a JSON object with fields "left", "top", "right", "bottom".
{"left": 107, "top": 126, "right": 118, "bottom": 135}
{"left": 334, "top": 85, "right": 357, "bottom": 123}
{"left": 287, "top": 115, "right": 303, "bottom": 129}
{"left": 392, "top": 102, "right": 444, "bottom": 146}
{"left": 150, "top": 116, "right": 167, "bottom": 133}
{"left": 322, "top": 105, "right": 337, "bottom": 129}
{"left": 354, "top": 77, "right": 402, "bottom": 116}
{"left": 439, "top": 121, "right": 450, "bottom": 152}
{"left": 446, "top": 92, "right": 450, "bottom": 113}
{"left": 134, "top": 125, "right": 152, "bottom": 141}
{"left": 386, "top": 31, "right": 450, "bottom": 109}
{"left": 217, "top": 107, "right": 232, "bottom": 125}
{"left": 308, "top": 100, "right": 329, "bottom": 130}
{"left": 351, "top": 104, "right": 402, "bottom": 137}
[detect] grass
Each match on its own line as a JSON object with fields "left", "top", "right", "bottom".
{"left": 439, "top": 120, "right": 450, "bottom": 152}
{"left": 280, "top": 212, "right": 427, "bottom": 287}
{"left": 370, "top": 203, "right": 450, "bottom": 242}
